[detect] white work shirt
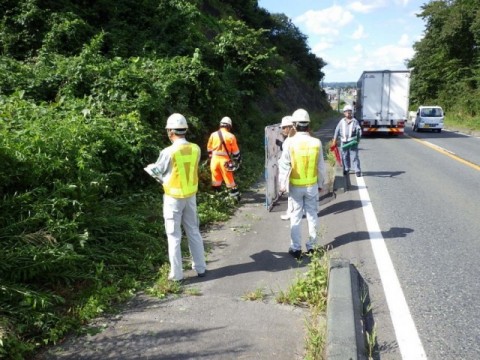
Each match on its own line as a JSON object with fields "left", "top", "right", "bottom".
{"left": 334, "top": 117, "right": 362, "bottom": 143}
{"left": 282, "top": 136, "right": 292, "bottom": 154}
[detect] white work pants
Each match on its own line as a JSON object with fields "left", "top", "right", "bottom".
{"left": 284, "top": 181, "right": 293, "bottom": 216}
{"left": 286, "top": 196, "right": 293, "bottom": 215}
{"left": 163, "top": 194, "right": 206, "bottom": 280}
{"left": 289, "top": 184, "right": 319, "bottom": 251}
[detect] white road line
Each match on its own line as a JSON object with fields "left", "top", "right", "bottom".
{"left": 356, "top": 175, "right": 427, "bottom": 360}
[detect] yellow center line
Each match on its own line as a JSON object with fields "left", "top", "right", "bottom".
{"left": 406, "top": 134, "right": 480, "bottom": 171}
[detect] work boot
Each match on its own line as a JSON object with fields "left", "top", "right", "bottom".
{"left": 229, "top": 187, "right": 241, "bottom": 202}
{"left": 288, "top": 248, "right": 302, "bottom": 259}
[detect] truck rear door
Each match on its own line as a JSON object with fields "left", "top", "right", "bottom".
{"left": 385, "top": 72, "right": 409, "bottom": 123}
{"left": 362, "top": 73, "right": 383, "bottom": 121}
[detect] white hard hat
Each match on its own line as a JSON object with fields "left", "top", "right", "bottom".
{"left": 165, "top": 113, "right": 188, "bottom": 129}
{"left": 292, "top": 108, "right": 310, "bottom": 123}
{"left": 343, "top": 104, "right": 353, "bottom": 112}
{"left": 280, "top": 116, "right": 293, "bottom": 127}
{"left": 220, "top": 116, "right": 232, "bottom": 126}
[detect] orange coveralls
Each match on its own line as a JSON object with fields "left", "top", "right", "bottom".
{"left": 207, "top": 128, "right": 240, "bottom": 188}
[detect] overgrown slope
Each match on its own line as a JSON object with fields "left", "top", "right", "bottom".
{"left": 0, "top": 0, "right": 329, "bottom": 357}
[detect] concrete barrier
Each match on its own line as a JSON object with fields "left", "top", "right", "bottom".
{"left": 326, "top": 258, "right": 366, "bottom": 360}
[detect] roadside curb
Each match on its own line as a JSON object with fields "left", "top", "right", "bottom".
{"left": 326, "top": 258, "right": 365, "bottom": 360}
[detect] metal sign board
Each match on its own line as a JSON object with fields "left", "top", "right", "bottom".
{"left": 264, "top": 124, "right": 283, "bottom": 210}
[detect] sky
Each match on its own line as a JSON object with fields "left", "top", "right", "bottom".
{"left": 257, "top": 0, "right": 427, "bottom": 83}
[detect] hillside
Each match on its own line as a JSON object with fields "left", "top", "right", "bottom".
{"left": 0, "top": 0, "right": 330, "bottom": 357}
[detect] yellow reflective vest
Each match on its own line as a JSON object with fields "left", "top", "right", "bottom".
{"left": 289, "top": 137, "right": 320, "bottom": 187}
{"left": 163, "top": 143, "right": 200, "bottom": 198}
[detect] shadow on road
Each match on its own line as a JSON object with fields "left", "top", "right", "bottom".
{"left": 363, "top": 170, "right": 405, "bottom": 178}
{"left": 42, "top": 325, "right": 250, "bottom": 360}
{"left": 189, "top": 249, "right": 308, "bottom": 284}
{"left": 319, "top": 200, "right": 363, "bottom": 216}
{"left": 324, "top": 227, "right": 414, "bottom": 249}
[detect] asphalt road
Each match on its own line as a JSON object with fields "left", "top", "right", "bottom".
{"left": 325, "top": 123, "right": 480, "bottom": 359}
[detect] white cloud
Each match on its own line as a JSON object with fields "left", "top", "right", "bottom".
{"left": 353, "top": 44, "right": 363, "bottom": 53}
{"left": 347, "top": 0, "right": 386, "bottom": 14}
{"left": 286, "top": 0, "right": 426, "bottom": 81}
{"left": 312, "top": 40, "right": 334, "bottom": 52}
{"left": 324, "top": 52, "right": 366, "bottom": 82}
{"left": 398, "top": 33, "right": 410, "bottom": 46}
{"left": 352, "top": 24, "right": 366, "bottom": 39}
{"left": 372, "top": 44, "right": 414, "bottom": 68}
{"left": 295, "top": 6, "right": 354, "bottom": 36}
{"left": 327, "top": 52, "right": 363, "bottom": 71}
{"left": 322, "top": 42, "right": 414, "bottom": 82}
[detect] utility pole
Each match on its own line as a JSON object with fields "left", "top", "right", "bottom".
{"left": 337, "top": 88, "right": 341, "bottom": 112}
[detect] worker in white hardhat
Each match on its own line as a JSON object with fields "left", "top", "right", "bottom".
{"left": 150, "top": 113, "right": 206, "bottom": 281}
{"left": 278, "top": 108, "right": 326, "bottom": 259}
{"left": 277, "top": 115, "right": 296, "bottom": 220}
{"left": 333, "top": 104, "right": 362, "bottom": 177}
{"left": 207, "top": 116, "right": 241, "bottom": 200}
{"left": 280, "top": 115, "right": 295, "bottom": 141}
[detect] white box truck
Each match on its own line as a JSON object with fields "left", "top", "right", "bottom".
{"left": 355, "top": 70, "right": 410, "bottom": 135}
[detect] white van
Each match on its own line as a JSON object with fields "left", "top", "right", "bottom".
{"left": 412, "top": 106, "right": 444, "bottom": 132}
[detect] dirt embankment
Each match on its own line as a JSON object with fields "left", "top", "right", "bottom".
{"left": 258, "top": 76, "right": 330, "bottom": 114}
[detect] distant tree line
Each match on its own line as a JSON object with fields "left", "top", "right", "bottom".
{"left": 323, "top": 82, "right": 356, "bottom": 89}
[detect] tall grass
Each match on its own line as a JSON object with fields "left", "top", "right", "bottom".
{"left": 445, "top": 113, "right": 480, "bottom": 133}
{"left": 276, "top": 250, "right": 329, "bottom": 359}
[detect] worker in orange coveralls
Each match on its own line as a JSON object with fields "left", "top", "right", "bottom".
{"left": 207, "top": 116, "right": 241, "bottom": 200}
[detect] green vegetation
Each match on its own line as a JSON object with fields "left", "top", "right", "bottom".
{"left": 0, "top": 0, "right": 330, "bottom": 358}
{"left": 145, "top": 264, "right": 184, "bottom": 298}
{"left": 366, "top": 324, "right": 377, "bottom": 360}
{"left": 408, "top": 0, "right": 480, "bottom": 132}
{"left": 276, "top": 250, "right": 328, "bottom": 309}
{"left": 276, "top": 249, "right": 329, "bottom": 359}
{"left": 241, "top": 287, "right": 267, "bottom": 301}
{"left": 445, "top": 113, "right": 480, "bottom": 135}
{"left": 304, "top": 307, "right": 326, "bottom": 360}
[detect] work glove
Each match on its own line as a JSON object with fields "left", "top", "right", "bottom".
{"left": 276, "top": 139, "right": 284, "bottom": 151}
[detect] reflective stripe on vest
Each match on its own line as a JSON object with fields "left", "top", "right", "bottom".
{"left": 289, "top": 141, "right": 319, "bottom": 186}
{"left": 163, "top": 144, "right": 199, "bottom": 198}
{"left": 341, "top": 119, "right": 355, "bottom": 143}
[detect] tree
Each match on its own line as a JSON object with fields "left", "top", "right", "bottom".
{"left": 263, "top": 13, "right": 325, "bottom": 86}
{"left": 408, "top": 0, "right": 480, "bottom": 110}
